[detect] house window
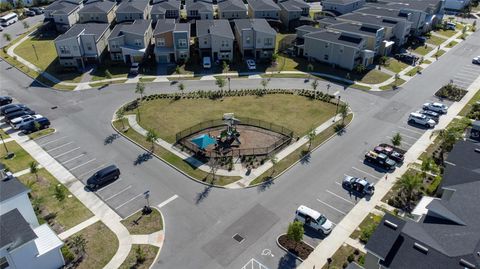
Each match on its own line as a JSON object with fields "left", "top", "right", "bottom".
{"left": 264, "top": 38, "right": 273, "bottom": 46}
{"left": 0, "top": 257, "right": 9, "bottom": 269}
{"left": 204, "top": 38, "right": 208, "bottom": 45}
{"left": 339, "top": 46, "right": 344, "bottom": 53}
{"left": 134, "top": 39, "right": 142, "bottom": 46}
{"left": 246, "top": 36, "right": 250, "bottom": 44}
{"left": 59, "top": 46, "right": 70, "bottom": 54}
{"left": 111, "top": 42, "right": 119, "bottom": 49}
{"left": 179, "top": 39, "right": 187, "bottom": 47}
{"left": 86, "top": 43, "right": 93, "bottom": 50}
{"left": 179, "top": 52, "right": 188, "bottom": 58}
{"left": 324, "top": 54, "right": 329, "bottom": 60}
{"left": 205, "top": 14, "right": 209, "bottom": 19}
{"left": 221, "top": 40, "right": 228, "bottom": 47}
{"left": 157, "top": 38, "right": 165, "bottom": 47}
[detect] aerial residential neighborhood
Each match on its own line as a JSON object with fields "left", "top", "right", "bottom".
{"left": 0, "top": 0, "right": 479, "bottom": 268}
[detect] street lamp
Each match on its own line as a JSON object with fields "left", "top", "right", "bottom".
{"left": 228, "top": 77, "right": 231, "bottom": 91}
{"left": 143, "top": 190, "right": 151, "bottom": 214}
{"left": 333, "top": 95, "right": 341, "bottom": 122}
{"left": 32, "top": 44, "right": 39, "bottom": 61}
{"left": 0, "top": 133, "right": 13, "bottom": 159}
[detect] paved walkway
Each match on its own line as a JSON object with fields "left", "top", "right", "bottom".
{"left": 13, "top": 165, "right": 43, "bottom": 177}
{"left": 58, "top": 216, "right": 100, "bottom": 240}
{"left": 298, "top": 75, "right": 480, "bottom": 269}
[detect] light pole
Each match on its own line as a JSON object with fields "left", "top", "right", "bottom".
{"left": 32, "top": 44, "right": 38, "bottom": 61}
{"left": 0, "top": 133, "right": 13, "bottom": 159}
{"left": 333, "top": 95, "right": 341, "bottom": 122}
{"left": 143, "top": 190, "right": 151, "bottom": 213}
{"left": 228, "top": 77, "right": 231, "bottom": 91}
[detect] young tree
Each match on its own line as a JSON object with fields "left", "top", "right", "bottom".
{"left": 135, "top": 81, "right": 145, "bottom": 100}
{"left": 105, "top": 70, "right": 112, "bottom": 79}
{"left": 391, "top": 132, "right": 402, "bottom": 147}
{"left": 15, "top": 0, "right": 24, "bottom": 8}
{"left": 269, "top": 155, "right": 278, "bottom": 177}
{"left": 33, "top": 121, "right": 41, "bottom": 133}
{"left": 287, "top": 221, "right": 304, "bottom": 247}
{"left": 271, "top": 53, "right": 279, "bottom": 63}
{"left": 307, "top": 128, "right": 316, "bottom": 150}
{"left": 146, "top": 129, "right": 158, "bottom": 152}
{"left": 222, "top": 61, "right": 229, "bottom": 73}
{"left": 22, "top": 21, "right": 29, "bottom": 29}
{"left": 54, "top": 184, "right": 66, "bottom": 202}
{"left": 71, "top": 234, "right": 87, "bottom": 257}
{"left": 307, "top": 63, "right": 314, "bottom": 80}
{"left": 175, "top": 65, "right": 181, "bottom": 74}
{"left": 3, "top": 33, "right": 11, "bottom": 42}
{"left": 354, "top": 64, "right": 366, "bottom": 74}
{"left": 215, "top": 76, "right": 226, "bottom": 92}
{"left": 379, "top": 56, "right": 388, "bottom": 66}
{"left": 339, "top": 103, "right": 349, "bottom": 124}
{"left": 177, "top": 82, "right": 185, "bottom": 93}
{"left": 260, "top": 78, "right": 269, "bottom": 91}
{"left": 29, "top": 161, "right": 39, "bottom": 181}
{"left": 116, "top": 108, "right": 125, "bottom": 130}
{"left": 135, "top": 246, "right": 146, "bottom": 264}
{"left": 311, "top": 79, "right": 319, "bottom": 99}
{"left": 395, "top": 173, "right": 422, "bottom": 212}
{"left": 419, "top": 156, "right": 439, "bottom": 180}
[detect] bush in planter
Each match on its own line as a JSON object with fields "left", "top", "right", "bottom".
{"left": 435, "top": 84, "right": 467, "bottom": 101}
{"left": 359, "top": 223, "right": 377, "bottom": 244}
{"left": 343, "top": 262, "right": 349, "bottom": 269}
{"left": 347, "top": 254, "right": 355, "bottom": 263}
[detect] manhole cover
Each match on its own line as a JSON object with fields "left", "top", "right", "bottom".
{"left": 232, "top": 233, "right": 244, "bottom": 243}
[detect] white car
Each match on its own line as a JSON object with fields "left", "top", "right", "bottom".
{"left": 246, "top": 59, "right": 256, "bottom": 70}
{"left": 11, "top": 114, "right": 43, "bottom": 129}
{"left": 295, "top": 205, "right": 333, "bottom": 234}
{"left": 423, "top": 102, "right": 448, "bottom": 114}
{"left": 473, "top": 56, "right": 480, "bottom": 65}
{"left": 408, "top": 112, "right": 436, "bottom": 128}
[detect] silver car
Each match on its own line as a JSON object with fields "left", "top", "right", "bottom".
{"left": 423, "top": 102, "right": 448, "bottom": 114}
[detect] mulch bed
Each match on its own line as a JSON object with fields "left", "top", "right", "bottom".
{"left": 278, "top": 234, "right": 314, "bottom": 260}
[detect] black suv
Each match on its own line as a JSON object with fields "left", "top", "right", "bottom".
{"left": 5, "top": 109, "right": 35, "bottom": 122}
{"left": 0, "top": 96, "right": 12, "bottom": 106}
{"left": 87, "top": 165, "right": 121, "bottom": 190}
{"left": 20, "top": 118, "right": 50, "bottom": 134}
{"left": 394, "top": 53, "right": 419, "bottom": 65}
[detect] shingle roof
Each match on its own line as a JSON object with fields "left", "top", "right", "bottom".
{"left": 234, "top": 18, "right": 276, "bottom": 35}
{"left": 186, "top": 0, "right": 214, "bottom": 12}
{"left": 304, "top": 30, "right": 365, "bottom": 47}
{"left": 339, "top": 13, "right": 399, "bottom": 28}
{"left": 365, "top": 213, "right": 406, "bottom": 259}
{"left": 197, "top": 19, "right": 234, "bottom": 39}
{"left": 355, "top": 7, "right": 410, "bottom": 20}
{"left": 323, "top": 0, "right": 362, "bottom": 5}
{"left": 0, "top": 171, "right": 29, "bottom": 203}
{"left": 247, "top": 0, "right": 280, "bottom": 11}
{"left": 218, "top": 0, "right": 247, "bottom": 12}
{"left": 45, "top": 0, "right": 80, "bottom": 15}
{"left": 0, "top": 209, "right": 38, "bottom": 250}
{"left": 442, "top": 140, "right": 480, "bottom": 187}
{"left": 79, "top": 0, "right": 116, "bottom": 14}
{"left": 151, "top": 0, "right": 181, "bottom": 14}
{"left": 278, "top": 0, "right": 309, "bottom": 12}
{"left": 374, "top": 0, "right": 442, "bottom": 12}
{"left": 153, "top": 19, "right": 190, "bottom": 35}
{"left": 109, "top": 19, "right": 151, "bottom": 39}
{"left": 116, "top": 0, "right": 149, "bottom": 13}
{"left": 55, "top": 23, "right": 110, "bottom": 42}
{"left": 328, "top": 22, "right": 382, "bottom": 37}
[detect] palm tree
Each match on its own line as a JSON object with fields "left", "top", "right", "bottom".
{"left": 307, "top": 128, "right": 316, "bottom": 150}
{"left": 391, "top": 132, "right": 402, "bottom": 147}
{"left": 22, "top": 21, "right": 29, "bottom": 29}
{"left": 178, "top": 82, "right": 185, "bottom": 94}
{"left": 146, "top": 129, "right": 158, "bottom": 152}
{"left": 260, "top": 78, "right": 269, "bottom": 91}
{"left": 338, "top": 103, "right": 349, "bottom": 124}
{"left": 430, "top": 127, "right": 463, "bottom": 164}
{"left": 419, "top": 156, "right": 439, "bottom": 180}
{"left": 3, "top": 33, "right": 11, "bottom": 42}
{"left": 307, "top": 63, "right": 314, "bottom": 80}
{"left": 311, "top": 79, "right": 319, "bottom": 99}
{"left": 116, "top": 108, "right": 125, "bottom": 130}
{"left": 175, "top": 65, "right": 181, "bottom": 74}
{"left": 135, "top": 82, "right": 145, "bottom": 122}
{"left": 29, "top": 161, "right": 39, "bottom": 181}
{"left": 215, "top": 76, "right": 226, "bottom": 93}
{"left": 222, "top": 61, "right": 229, "bottom": 73}
{"left": 395, "top": 173, "right": 422, "bottom": 212}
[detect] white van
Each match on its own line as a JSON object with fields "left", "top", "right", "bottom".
{"left": 295, "top": 205, "right": 333, "bottom": 234}
{"left": 0, "top": 13, "right": 18, "bottom": 27}
{"left": 203, "top": 56, "right": 211, "bottom": 69}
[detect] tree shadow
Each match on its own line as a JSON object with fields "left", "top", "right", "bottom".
{"left": 277, "top": 252, "right": 298, "bottom": 269}
{"left": 195, "top": 185, "right": 212, "bottom": 205}
{"left": 303, "top": 226, "right": 328, "bottom": 240}
{"left": 134, "top": 152, "right": 152, "bottom": 166}
{"left": 257, "top": 177, "right": 274, "bottom": 192}
{"left": 104, "top": 133, "right": 119, "bottom": 145}
{"left": 299, "top": 150, "right": 311, "bottom": 165}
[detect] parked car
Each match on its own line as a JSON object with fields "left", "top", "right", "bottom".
{"left": 246, "top": 59, "right": 256, "bottom": 70}
{"left": 20, "top": 117, "right": 50, "bottom": 134}
{"left": 418, "top": 110, "right": 440, "bottom": 122}
{"left": 25, "top": 10, "right": 36, "bottom": 16}
{"left": 0, "top": 26, "right": 3, "bottom": 31}
{"left": 364, "top": 151, "right": 396, "bottom": 170}
{"left": 294, "top": 205, "right": 333, "bottom": 235}
{"left": 472, "top": 56, "right": 480, "bottom": 65}
{"left": 395, "top": 53, "right": 418, "bottom": 65}
{"left": 5, "top": 109, "right": 36, "bottom": 122}
{"left": 374, "top": 145, "right": 404, "bottom": 163}
{"left": 11, "top": 114, "right": 44, "bottom": 129}
{"left": 423, "top": 102, "right": 448, "bottom": 114}
{"left": 408, "top": 112, "right": 436, "bottom": 128}
{"left": 1, "top": 104, "right": 26, "bottom": 115}
{"left": 0, "top": 96, "right": 12, "bottom": 106}
{"left": 445, "top": 22, "right": 456, "bottom": 30}
{"left": 87, "top": 165, "right": 121, "bottom": 190}
{"left": 342, "top": 175, "right": 375, "bottom": 196}
{"left": 30, "top": 7, "right": 44, "bottom": 15}
{"left": 203, "top": 57, "right": 211, "bottom": 69}
{"left": 129, "top": 63, "right": 139, "bottom": 75}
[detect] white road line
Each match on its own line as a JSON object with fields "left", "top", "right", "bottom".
{"left": 351, "top": 167, "right": 382, "bottom": 180}
{"left": 392, "top": 131, "right": 418, "bottom": 140}
{"left": 316, "top": 199, "right": 347, "bottom": 215}
{"left": 398, "top": 126, "right": 424, "bottom": 135}
{"left": 157, "top": 194, "right": 179, "bottom": 208}
{"left": 46, "top": 142, "right": 74, "bottom": 152}
{"left": 333, "top": 91, "right": 340, "bottom": 96}
{"left": 326, "top": 190, "right": 355, "bottom": 205}
{"left": 335, "top": 181, "right": 342, "bottom": 186}
{"left": 78, "top": 163, "right": 108, "bottom": 178}
{"left": 114, "top": 193, "right": 144, "bottom": 210}
{"left": 96, "top": 178, "right": 123, "bottom": 192}
{"left": 69, "top": 158, "right": 96, "bottom": 171}
{"left": 104, "top": 185, "right": 132, "bottom": 201}
{"left": 39, "top": 136, "right": 67, "bottom": 146}
{"left": 462, "top": 66, "right": 480, "bottom": 71}
{"left": 53, "top": 147, "right": 81, "bottom": 158}
{"left": 61, "top": 154, "right": 86, "bottom": 164}
{"left": 458, "top": 69, "right": 478, "bottom": 75}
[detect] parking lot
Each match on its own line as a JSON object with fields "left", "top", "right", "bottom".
{"left": 33, "top": 131, "right": 147, "bottom": 218}
{"left": 451, "top": 62, "right": 480, "bottom": 89}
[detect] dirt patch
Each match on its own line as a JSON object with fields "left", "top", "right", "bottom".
{"left": 278, "top": 234, "right": 314, "bottom": 260}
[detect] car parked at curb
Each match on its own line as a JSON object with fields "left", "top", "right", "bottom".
{"left": 0, "top": 96, "right": 12, "bottom": 106}
{"left": 19, "top": 117, "right": 50, "bottom": 134}
{"left": 1, "top": 103, "right": 25, "bottom": 115}
{"left": 25, "top": 10, "right": 36, "bottom": 16}
{"left": 374, "top": 145, "right": 404, "bottom": 163}
{"left": 30, "top": 7, "right": 44, "bottom": 15}
{"left": 423, "top": 102, "right": 448, "bottom": 114}
{"left": 408, "top": 112, "right": 436, "bottom": 128}
{"left": 2, "top": 104, "right": 28, "bottom": 116}
{"left": 295, "top": 205, "right": 333, "bottom": 235}
{"left": 342, "top": 175, "right": 375, "bottom": 196}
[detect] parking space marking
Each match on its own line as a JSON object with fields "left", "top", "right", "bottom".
{"left": 96, "top": 178, "right": 123, "bottom": 192}
{"left": 326, "top": 190, "right": 355, "bottom": 205}
{"left": 69, "top": 158, "right": 96, "bottom": 171}
{"left": 104, "top": 185, "right": 132, "bottom": 201}
{"left": 335, "top": 181, "right": 342, "bottom": 186}
{"left": 61, "top": 154, "right": 86, "bottom": 164}
{"left": 458, "top": 69, "right": 478, "bottom": 75}
{"left": 38, "top": 136, "right": 68, "bottom": 146}
{"left": 46, "top": 142, "right": 74, "bottom": 152}
{"left": 398, "top": 126, "right": 424, "bottom": 135}
{"left": 157, "top": 194, "right": 179, "bottom": 208}
{"left": 386, "top": 136, "right": 413, "bottom": 146}
{"left": 53, "top": 147, "right": 81, "bottom": 158}
{"left": 316, "top": 199, "right": 347, "bottom": 215}
{"left": 351, "top": 167, "right": 382, "bottom": 180}
{"left": 333, "top": 91, "right": 340, "bottom": 96}
{"left": 77, "top": 163, "right": 108, "bottom": 179}
{"left": 392, "top": 131, "right": 418, "bottom": 140}
{"left": 114, "top": 193, "right": 144, "bottom": 210}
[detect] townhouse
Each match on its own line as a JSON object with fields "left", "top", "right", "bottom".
{"left": 444, "top": 0, "right": 470, "bottom": 11}
{"left": 153, "top": 19, "right": 191, "bottom": 63}
{"left": 185, "top": 0, "right": 214, "bottom": 20}
{"left": 278, "top": 0, "right": 310, "bottom": 29}
{"left": 55, "top": 23, "right": 111, "bottom": 68}
{"left": 321, "top": 0, "right": 365, "bottom": 15}
{"left": 78, "top": 0, "right": 117, "bottom": 24}
{"left": 108, "top": 19, "right": 153, "bottom": 64}
{"left": 44, "top": 0, "right": 83, "bottom": 32}
{"left": 197, "top": 19, "right": 235, "bottom": 61}
{"left": 218, "top": 0, "right": 248, "bottom": 20}
{"left": 115, "top": 0, "right": 150, "bottom": 23}
{"left": 327, "top": 22, "right": 385, "bottom": 54}
{"left": 234, "top": 18, "right": 276, "bottom": 60}
{"left": 151, "top": 0, "right": 181, "bottom": 23}
{"left": 247, "top": 0, "right": 281, "bottom": 20}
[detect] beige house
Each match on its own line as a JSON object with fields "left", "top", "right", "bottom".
{"left": 78, "top": 0, "right": 117, "bottom": 24}
{"left": 197, "top": 19, "right": 235, "bottom": 62}
{"left": 247, "top": 0, "right": 281, "bottom": 20}
{"left": 115, "top": 0, "right": 150, "bottom": 23}
{"left": 44, "top": 0, "right": 83, "bottom": 32}
{"left": 218, "top": 0, "right": 248, "bottom": 20}
{"left": 153, "top": 19, "right": 191, "bottom": 63}
{"left": 108, "top": 20, "right": 153, "bottom": 64}
{"left": 234, "top": 18, "right": 277, "bottom": 60}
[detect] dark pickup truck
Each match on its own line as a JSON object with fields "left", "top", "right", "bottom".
{"left": 365, "top": 151, "right": 396, "bottom": 171}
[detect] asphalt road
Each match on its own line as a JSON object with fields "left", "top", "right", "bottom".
{"left": 0, "top": 14, "right": 44, "bottom": 48}
{"left": 1, "top": 29, "right": 479, "bottom": 269}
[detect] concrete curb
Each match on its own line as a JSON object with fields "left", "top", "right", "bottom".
{"left": 275, "top": 234, "right": 316, "bottom": 262}
{"left": 28, "top": 128, "right": 57, "bottom": 141}
{"left": 149, "top": 206, "right": 165, "bottom": 269}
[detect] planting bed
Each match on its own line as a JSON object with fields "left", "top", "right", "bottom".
{"left": 278, "top": 234, "right": 314, "bottom": 260}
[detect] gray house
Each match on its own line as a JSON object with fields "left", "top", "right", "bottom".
{"left": 44, "top": 0, "right": 83, "bottom": 32}
{"left": 234, "top": 18, "right": 276, "bottom": 60}
{"left": 321, "top": 0, "right": 365, "bottom": 16}
{"left": 364, "top": 140, "right": 480, "bottom": 269}
{"left": 153, "top": 19, "right": 191, "bottom": 63}
{"left": 301, "top": 29, "right": 374, "bottom": 70}
{"left": 185, "top": 0, "right": 214, "bottom": 20}
{"left": 247, "top": 0, "right": 281, "bottom": 20}
{"left": 327, "top": 22, "right": 385, "bottom": 54}
{"left": 55, "top": 23, "right": 111, "bottom": 68}
{"left": 115, "top": 0, "right": 150, "bottom": 23}
{"left": 197, "top": 19, "right": 235, "bottom": 62}
{"left": 218, "top": 0, "right": 248, "bottom": 20}
{"left": 78, "top": 0, "right": 117, "bottom": 24}
{"left": 278, "top": 0, "right": 310, "bottom": 29}
{"left": 108, "top": 20, "right": 153, "bottom": 64}
{"left": 151, "top": 0, "right": 181, "bottom": 23}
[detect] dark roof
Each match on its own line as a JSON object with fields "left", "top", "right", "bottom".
{"left": 186, "top": 0, "right": 214, "bottom": 12}
{"left": 442, "top": 140, "right": 480, "bottom": 187}
{"left": 278, "top": 0, "right": 309, "bottom": 12}
{"left": 110, "top": 19, "right": 151, "bottom": 39}
{"left": 55, "top": 23, "right": 110, "bottom": 42}
{"left": 296, "top": 25, "right": 320, "bottom": 33}
{"left": 366, "top": 213, "right": 406, "bottom": 259}
{"left": 345, "top": 262, "right": 364, "bottom": 269}
{"left": 328, "top": 22, "right": 382, "bottom": 37}
{"left": 153, "top": 19, "right": 190, "bottom": 35}
{"left": 79, "top": 0, "right": 116, "bottom": 14}
{"left": 0, "top": 171, "right": 29, "bottom": 203}
{"left": 372, "top": 0, "right": 442, "bottom": 12}
{"left": 196, "top": 19, "right": 234, "bottom": 39}
{"left": 323, "top": 0, "right": 362, "bottom": 5}
{"left": 247, "top": 0, "right": 280, "bottom": 11}
{"left": 234, "top": 18, "right": 276, "bottom": 35}
{"left": 218, "top": 0, "right": 247, "bottom": 12}
{"left": 304, "top": 29, "right": 364, "bottom": 47}
{"left": 355, "top": 7, "right": 410, "bottom": 20}
{"left": 151, "top": 0, "right": 181, "bottom": 14}
{"left": 45, "top": 0, "right": 80, "bottom": 15}
{"left": 117, "top": 0, "right": 149, "bottom": 13}
{"left": 0, "top": 209, "right": 38, "bottom": 250}
{"left": 339, "top": 13, "right": 399, "bottom": 28}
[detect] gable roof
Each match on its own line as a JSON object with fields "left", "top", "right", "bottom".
{"left": 45, "top": 0, "right": 81, "bottom": 15}
{"left": 55, "top": 23, "right": 110, "bottom": 42}
{"left": 151, "top": 0, "right": 181, "bottom": 14}
{"left": 109, "top": 19, "right": 151, "bottom": 39}
{"left": 116, "top": 0, "right": 149, "bottom": 13}
{"left": 442, "top": 140, "right": 480, "bottom": 187}
{"left": 304, "top": 29, "right": 365, "bottom": 47}
{"left": 323, "top": 0, "right": 363, "bottom": 5}
{"left": 355, "top": 7, "right": 410, "bottom": 20}
{"left": 218, "top": 0, "right": 247, "bottom": 12}
{"left": 247, "top": 0, "right": 281, "bottom": 11}
{"left": 0, "top": 171, "right": 29, "bottom": 203}
{"left": 327, "top": 22, "right": 382, "bottom": 37}
{"left": 369, "top": 0, "right": 442, "bottom": 13}
{"left": 339, "top": 13, "right": 399, "bottom": 28}
{"left": 278, "top": 0, "right": 309, "bottom": 12}
{"left": 196, "top": 19, "right": 234, "bottom": 39}
{"left": 234, "top": 18, "right": 276, "bottom": 35}
{"left": 153, "top": 19, "right": 190, "bottom": 35}
{"left": 0, "top": 209, "right": 38, "bottom": 250}
{"left": 186, "top": 0, "right": 214, "bottom": 12}
{"left": 79, "top": 0, "right": 116, "bottom": 14}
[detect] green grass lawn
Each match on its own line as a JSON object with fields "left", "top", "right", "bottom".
{"left": 434, "top": 49, "right": 446, "bottom": 58}
{"left": 426, "top": 35, "right": 447, "bottom": 46}
{"left": 137, "top": 94, "right": 337, "bottom": 142}
{"left": 18, "top": 169, "right": 93, "bottom": 232}
{"left": 435, "top": 29, "right": 457, "bottom": 38}
{"left": 89, "top": 79, "right": 128, "bottom": 88}
{"left": 384, "top": 59, "right": 408, "bottom": 73}
{"left": 28, "top": 128, "right": 55, "bottom": 140}
{"left": 350, "top": 213, "right": 382, "bottom": 239}
{"left": 121, "top": 208, "right": 163, "bottom": 235}
{"left": 412, "top": 46, "right": 433, "bottom": 55}
{"left": 422, "top": 59, "right": 432, "bottom": 64}
{"left": 405, "top": 67, "right": 423, "bottom": 76}
{"left": 119, "top": 245, "right": 159, "bottom": 269}
{"left": 446, "top": 40, "right": 458, "bottom": 48}
{"left": 350, "top": 84, "right": 371, "bottom": 91}
{"left": 0, "top": 129, "right": 10, "bottom": 138}
{"left": 0, "top": 141, "right": 35, "bottom": 172}
{"left": 358, "top": 70, "right": 391, "bottom": 84}
{"left": 321, "top": 244, "right": 365, "bottom": 269}
{"left": 459, "top": 89, "right": 480, "bottom": 117}
{"left": 379, "top": 78, "right": 406, "bottom": 90}
{"left": 90, "top": 59, "right": 130, "bottom": 81}
{"left": 139, "top": 77, "right": 156, "bottom": 82}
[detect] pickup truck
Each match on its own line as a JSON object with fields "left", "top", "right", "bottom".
{"left": 364, "top": 151, "right": 396, "bottom": 170}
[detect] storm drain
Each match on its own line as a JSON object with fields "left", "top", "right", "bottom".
{"left": 232, "top": 233, "right": 245, "bottom": 243}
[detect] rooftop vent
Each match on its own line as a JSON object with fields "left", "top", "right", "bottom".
{"left": 459, "top": 259, "right": 476, "bottom": 269}
{"left": 413, "top": 242, "right": 428, "bottom": 254}
{"left": 384, "top": 220, "right": 398, "bottom": 230}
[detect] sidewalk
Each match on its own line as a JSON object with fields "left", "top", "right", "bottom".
{"left": 298, "top": 75, "right": 480, "bottom": 269}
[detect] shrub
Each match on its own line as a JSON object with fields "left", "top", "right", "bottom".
{"left": 135, "top": 246, "right": 146, "bottom": 264}
{"left": 359, "top": 223, "right": 378, "bottom": 244}
{"left": 354, "top": 248, "right": 360, "bottom": 255}
{"left": 334, "top": 123, "right": 346, "bottom": 132}
{"left": 61, "top": 245, "right": 75, "bottom": 263}
{"left": 347, "top": 254, "right": 355, "bottom": 263}
{"left": 435, "top": 84, "right": 467, "bottom": 101}
{"left": 343, "top": 262, "right": 349, "bottom": 269}
{"left": 358, "top": 255, "right": 366, "bottom": 265}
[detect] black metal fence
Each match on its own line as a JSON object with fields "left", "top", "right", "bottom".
{"left": 175, "top": 117, "right": 294, "bottom": 158}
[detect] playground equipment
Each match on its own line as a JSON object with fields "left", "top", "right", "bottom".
{"left": 219, "top": 113, "right": 241, "bottom": 146}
